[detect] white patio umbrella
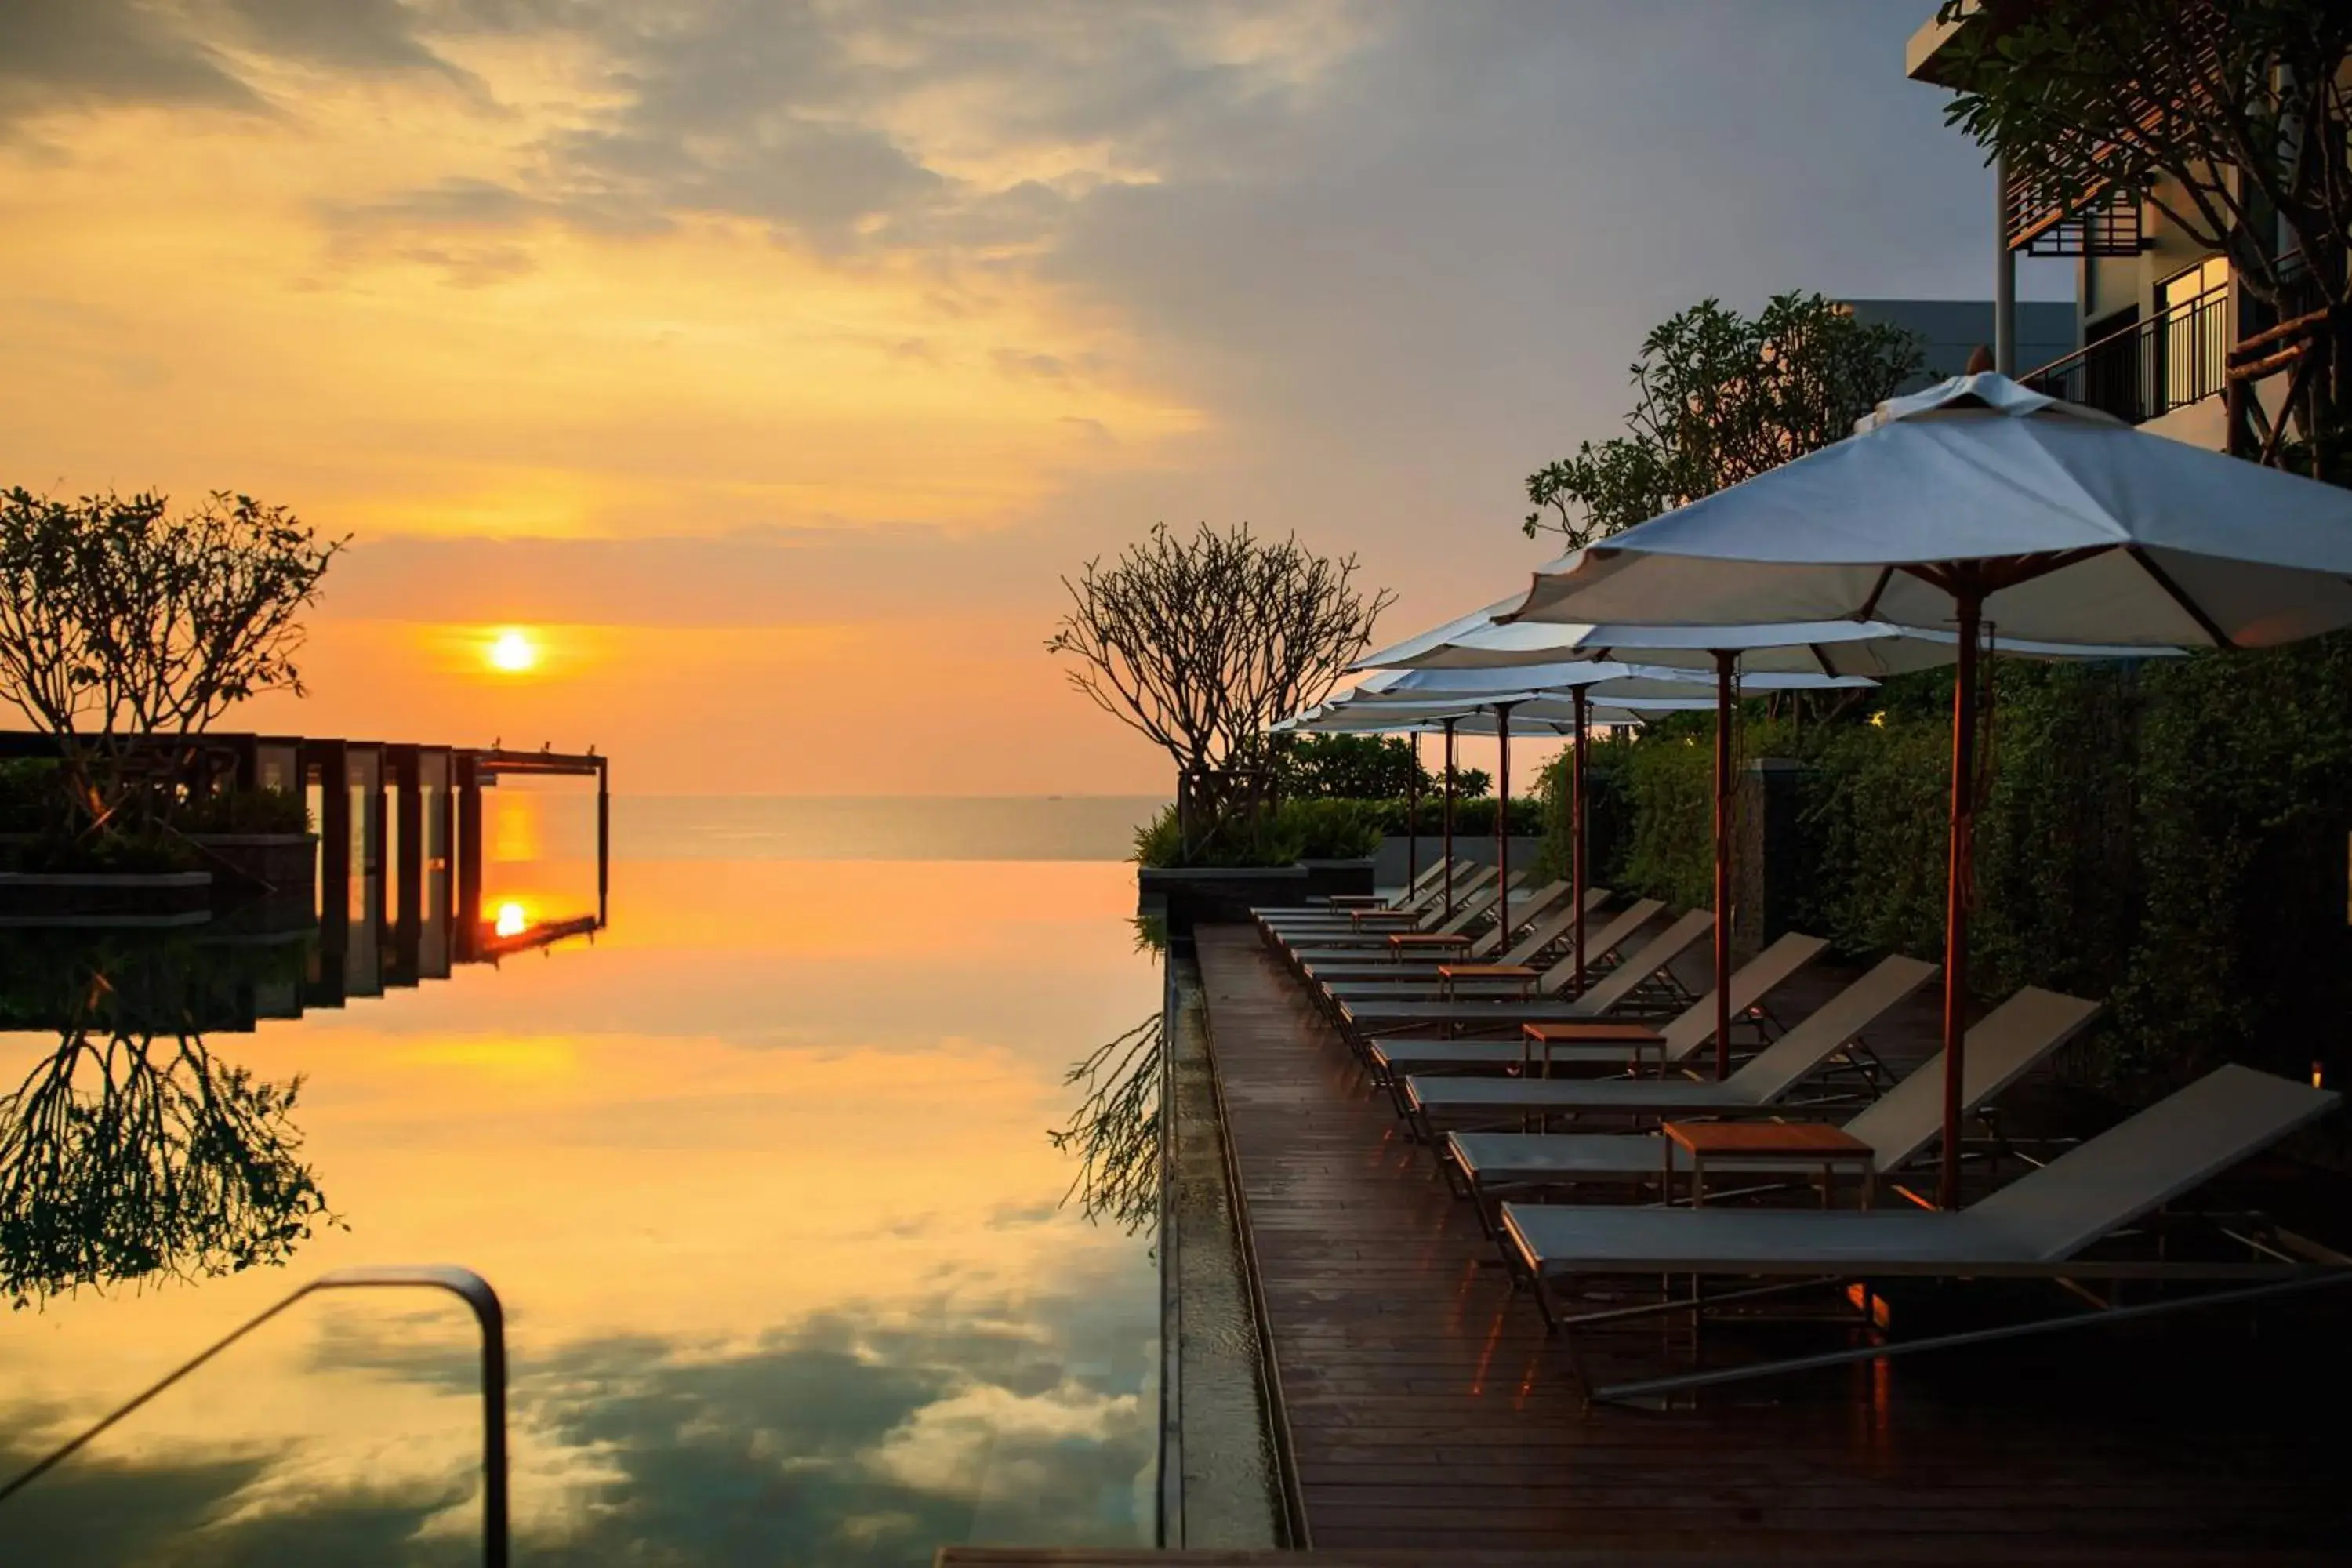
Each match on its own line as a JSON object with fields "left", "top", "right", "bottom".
{"left": 1340, "top": 660, "right": 1878, "bottom": 1058}
{"left": 1356, "top": 604, "right": 2172, "bottom": 676}
{"left": 1290, "top": 690, "right": 1713, "bottom": 935}
{"left": 1510, "top": 371, "right": 2352, "bottom": 1206}
{"left": 1278, "top": 702, "right": 1652, "bottom": 920}
{"left": 1348, "top": 616, "right": 2165, "bottom": 1072}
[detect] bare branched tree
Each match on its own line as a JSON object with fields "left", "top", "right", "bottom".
{"left": 1047, "top": 523, "right": 1393, "bottom": 850}
{"left": 0, "top": 488, "right": 345, "bottom": 833}
{"left": 1047, "top": 1013, "right": 1163, "bottom": 1238}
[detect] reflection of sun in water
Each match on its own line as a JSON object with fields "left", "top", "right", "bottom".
{"left": 494, "top": 902, "right": 528, "bottom": 938}
{"left": 486, "top": 628, "right": 538, "bottom": 673}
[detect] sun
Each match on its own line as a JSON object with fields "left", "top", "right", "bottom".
{"left": 485, "top": 628, "right": 539, "bottom": 673}
{"left": 494, "top": 901, "right": 528, "bottom": 938}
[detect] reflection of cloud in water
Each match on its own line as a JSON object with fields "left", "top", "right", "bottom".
{"left": 0, "top": 1288, "right": 1152, "bottom": 1565}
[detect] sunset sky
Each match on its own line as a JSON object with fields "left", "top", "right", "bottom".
{"left": 0, "top": 2, "right": 2065, "bottom": 793}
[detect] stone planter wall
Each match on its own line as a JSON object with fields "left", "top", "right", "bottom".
{"left": 0, "top": 870, "right": 213, "bottom": 927}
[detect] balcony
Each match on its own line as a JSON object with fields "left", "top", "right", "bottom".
{"left": 2020, "top": 281, "right": 2230, "bottom": 426}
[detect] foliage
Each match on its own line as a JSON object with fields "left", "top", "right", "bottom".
{"left": 1134, "top": 797, "right": 1385, "bottom": 868}
{"left": 172, "top": 786, "right": 310, "bottom": 837}
{"left": 0, "top": 488, "right": 343, "bottom": 835}
{"left": 0, "top": 937, "right": 333, "bottom": 1307}
{"left": 1933, "top": 0, "right": 2352, "bottom": 468}
{"left": 13, "top": 826, "right": 201, "bottom": 875}
{"left": 1522, "top": 294, "right": 1923, "bottom": 547}
{"left": 1445, "top": 766, "right": 1492, "bottom": 799}
{"left": 0, "top": 759, "right": 52, "bottom": 833}
{"left": 1049, "top": 523, "right": 1394, "bottom": 857}
{"left": 1048, "top": 1013, "right": 1162, "bottom": 1238}
{"left": 1578, "top": 641, "right": 2352, "bottom": 1099}
{"left": 1277, "top": 733, "right": 1428, "bottom": 800}
{"left": 1132, "top": 793, "right": 1539, "bottom": 868}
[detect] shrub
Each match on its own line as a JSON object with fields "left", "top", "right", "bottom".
{"left": 173, "top": 787, "right": 310, "bottom": 837}
{"left": 1134, "top": 798, "right": 1383, "bottom": 868}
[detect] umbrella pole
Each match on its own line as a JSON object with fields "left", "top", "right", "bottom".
{"left": 1940, "top": 591, "right": 1984, "bottom": 1209}
{"left": 1714, "top": 650, "right": 1736, "bottom": 1080}
{"left": 1406, "top": 732, "right": 1421, "bottom": 895}
{"left": 1495, "top": 702, "right": 1515, "bottom": 946}
{"left": 1572, "top": 685, "right": 1589, "bottom": 991}
{"left": 1443, "top": 719, "right": 1457, "bottom": 918}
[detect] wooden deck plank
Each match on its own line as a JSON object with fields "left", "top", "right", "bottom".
{"left": 1190, "top": 922, "right": 2352, "bottom": 1558}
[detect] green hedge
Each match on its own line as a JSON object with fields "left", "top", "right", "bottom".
{"left": 1545, "top": 642, "right": 2352, "bottom": 1096}
{"left": 1134, "top": 794, "right": 1543, "bottom": 868}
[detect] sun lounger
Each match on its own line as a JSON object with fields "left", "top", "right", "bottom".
{"left": 1255, "top": 866, "right": 1457, "bottom": 938}
{"left": 1440, "top": 973, "right": 2100, "bottom": 1218}
{"left": 1305, "top": 887, "right": 1612, "bottom": 988}
{"left": 1265, "top": 866, "right": 1501, "bottom": 950}
{"left": 1495, "top": 1064, "right": 2345, "bottom": 1399}
{"left": 1337, "top": 907, "right": 1713, "bottom": 1040}
{"left": 1370, "top": 932, "right": 1832, "bottom": 1080}
{"left": 1289, "top": 877, "right": 1567, "bottom": 967}
{"left": 1316, "top": 898, "right": 1662, "bottom": 1028}
{"left": 1258, "top": 858, "right": 1475, "bottom": 926}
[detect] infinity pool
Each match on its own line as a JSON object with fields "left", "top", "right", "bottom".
{"left": 0, "top": 794, "right": 1163, "bottom": 1564}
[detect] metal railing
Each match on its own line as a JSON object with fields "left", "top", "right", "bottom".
{"left": 0, "top": 1266, "right": 509, "bottom": 1566}
{"left": 2022, "top": 281, "right": 2231, "bottom": 425}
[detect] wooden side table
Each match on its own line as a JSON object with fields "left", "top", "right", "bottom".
{"left": 1520, "top": 1021, "right": 1665, "bottom": 1076}
{"left": 1436, "top": 962, "right": 1538, "bottom": 1000}
{"left": 1661, "top": 1121, "right": 1876, "bottom": 1209}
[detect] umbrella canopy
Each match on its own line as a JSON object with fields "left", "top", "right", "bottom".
{"left": 1511, "top": 371, "right": 2352, "bottom": 1208}
{"left": 1339, "top": 661, "right": 1873, "bottom": 1062}
{"left": 1359, "top": 612, "right": 2179, "bottom": 675}
{"left": 1512, "top": 373, "right": 2352, "bottom": 645}
{"left": 1346, "top": 662, "right": 1875, "bottom": 699}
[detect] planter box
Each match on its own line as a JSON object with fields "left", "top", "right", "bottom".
{"left": 1138, "top": 859, "right": 1375, "bottom": 930}
{"left": 1139, "top": 865, "right": 1309, "bottom": 931}
{"left": 187, "top": 832, "right": 317, "bottom": 910}
{"left": 0, "top": 870, "right": 213, "bottom": 927}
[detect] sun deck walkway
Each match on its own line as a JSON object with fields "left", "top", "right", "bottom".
{"left": 1190, "top": 921, "right": 2351, "bottom": 1559}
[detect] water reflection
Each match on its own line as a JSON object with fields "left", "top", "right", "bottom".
{"left": 0, "top": 940, "right": 332, "bottom": 1309}
{"left": 1051, "top": 1015, "right": 1163, "bottom": 1239}
{"left": 0, "top": 808, "right": 1160, "bottom": 1565}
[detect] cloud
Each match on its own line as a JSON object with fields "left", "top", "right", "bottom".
{"left": 0, "top": 1, "right": 266, "bottom": 132}
{"left": 216, "top": 0, "right": 479, "bottom": 86}
{"left": 0, "top": 1290, "right": 1152, "bottom": 1563}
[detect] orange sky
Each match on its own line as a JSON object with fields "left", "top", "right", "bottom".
{"left": 0, "top": 3, "right": 2059, "bottom": 793}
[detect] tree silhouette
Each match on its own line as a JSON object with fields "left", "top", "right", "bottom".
{"left": 0, "top": 952, "right": 333, "bottom": 1308}
{"left": 1047, "top": 1014, "right": 1162, "bottom": 1239}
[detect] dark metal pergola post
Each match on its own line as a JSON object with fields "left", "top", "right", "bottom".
{"left": 596, "top": 755, "right": 611, "bottom": 928}
{"left": 1441, "top": 718, "right": 1458, "bottom": 918}
{"left": 456, "top": 753, "right": 483, "bottom": 964}
{"left": 1713, "top": 650, "right": 1737, "bottom": 1080}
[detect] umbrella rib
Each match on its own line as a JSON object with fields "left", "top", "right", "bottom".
{"left": 1856, "top": 565, "right": 1896, "bottom": 619}
{"left": 2125, "top": 545, "right": 2236, "bottom": 649}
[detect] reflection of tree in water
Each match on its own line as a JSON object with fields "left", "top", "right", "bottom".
{"left": 1048, "top": 1014, "right": 1162, "bottom": 1238}
{"left": 0, "top": 949, "right": 332, "bottom": 1309}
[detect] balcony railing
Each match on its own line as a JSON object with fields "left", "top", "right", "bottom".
{"left": 2021, "top": 281, "right": 2230, "bottom": 426}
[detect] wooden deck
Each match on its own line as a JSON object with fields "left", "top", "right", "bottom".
{"left": 1191, "top": 922, "right": 2352, "bottom": 1559}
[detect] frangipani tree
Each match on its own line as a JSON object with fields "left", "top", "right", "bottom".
{"left": 0, "top": 488, "right": 343, "bottom": 837}
{"left": 1049, "top": 522, "right": 1393, "bottom": 858}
